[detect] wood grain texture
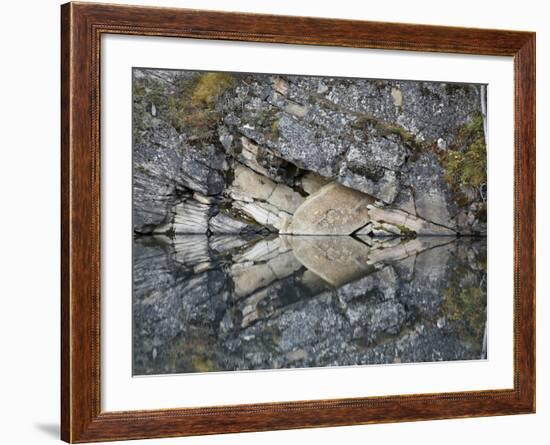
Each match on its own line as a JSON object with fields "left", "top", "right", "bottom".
{"left": 60, "top": 2, "right": 536, "bottom": 442}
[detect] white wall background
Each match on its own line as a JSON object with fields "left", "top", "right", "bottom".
{"left": 0, "top": 0, "right": 546, "bottom": 444}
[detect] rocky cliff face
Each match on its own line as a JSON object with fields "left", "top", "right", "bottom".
{"left": 133, "top": 69, "right": 487, "bottom": 237}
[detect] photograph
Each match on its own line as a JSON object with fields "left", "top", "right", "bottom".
{"left": 132, "top": 68, "right": 488, "bottom": 375}
{"left": 1, "top": 0, "right": 542, "bottom": 443}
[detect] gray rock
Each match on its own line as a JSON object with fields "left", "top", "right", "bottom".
{"left": 284, "top": 101, "right": 309, "bottom": 117}
{"left": 268, "top": 251, "right": 303, "bottom": 279}
{"left": 356, "top": 222, "right": 373, "bottom": 235}
{"left": 344, "top": 134, "right": 407, "bottom": 171}
{"left": 337, "top": 165, "right": 399, "bottom": 204}
{"left": 367, "top": 205, "right": 456, "bottom": 236}
{"left": 232, "top": 200, "right": 290, "bottom": 231}
{"left": 371, "top": 227, "right": 396, "bottom": 237}
{"left": 230, "top": 162, "right": 304, "bottom": 214}
{"left": 404, "top": 153, "right": 454, "bottom": 229}
{"left": 209, "top": 212, "right": 253, "bottom": 234}
{"left": 232, "top": 164, "right": 276, "bottom": 201}
{"left": 300, "top": 171, "right": 331, "bottom": 195}
{"left": 286, "top": 182, "right": 373, "bottom": 235}
{"left": 233, "top": 237, "right": 283, "bottom": 263}
{"left": 392, "top": 187, "right": 417, "bottom": 215}
{"left": 373, "top": 222, "right": 404, "bottom": 236}
{"left": 179, "top": 143, "right": 226, "bottom": 196}
{"left": 236, "top": 137, "right": 270, "bottom": 177}
{"left": 133, "top": 122, "right": 184, "bottom": 233}
{"left": 268, "top": 183, "right": 305, "bottom": 214}
{"left": 366, "top": 237, "right": 454, "bottom": 265}
{"left": 272, "top": 76, "right": 289, "bottom": 96}
{"left": 172, "top": 235, "right": 210, "bottom": 266}
{"left": 266, "top": 112, "right": 350, "bottom": 177}
{"left": 172, "top": 200, "right": 211, "bottom": 234}
{"left": 193, "top": 192, "right": 219, "bottom": 205}
{"left": 232, "top": 263, "right": 278, "bottom": 297}
{"left": 287, "top": 236, "right": 372, "bottom": 287}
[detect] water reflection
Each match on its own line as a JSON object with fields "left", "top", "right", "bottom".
{"left": 133, "top": 235, "right": 487, "bottom": 375}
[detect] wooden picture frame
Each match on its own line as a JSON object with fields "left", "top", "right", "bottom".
{"left": 61, "top": 2, "right": 535, "bottom": 442}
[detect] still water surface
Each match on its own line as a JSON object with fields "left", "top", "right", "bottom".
{"left": 133, "top": 235, "right": 487, "bottom": 375}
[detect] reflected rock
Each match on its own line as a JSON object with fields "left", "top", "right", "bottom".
{"left": 231, "top": 238, "right": 303, "bottom": 297}
{"left": 286, "top": 235, "right": 372, "bottom": 287}
{"left": 365, "top": 236, "right": 455, "bottom": 265}
{"left": 133, "top": 235, "right": 487, "bottom": 375}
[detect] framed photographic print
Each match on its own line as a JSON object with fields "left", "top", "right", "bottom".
{"left": 61, "top": 2, "right": 535, "bottom": 442}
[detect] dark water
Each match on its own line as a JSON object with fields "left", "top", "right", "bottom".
{"left": 132, "top": 235, "right": 487, "bottom": 376}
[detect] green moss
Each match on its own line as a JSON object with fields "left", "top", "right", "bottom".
{"left": 474, "top": 203, "right": 487, "bottom": 222}
{"left": 377, "top": 122, "right": 417, "bottom": 146}
{"left": 352, "top": 115, "right": 426, "bottom": 151}
{"left": 191, "top": 72, "right": 235, "bottom": 106}
{"left": 252, "top": 107, "right": 279, "bottom": 126}
{"left": 240, "top": 106, "right": 281, "bottom": 142}
{"left": 441, "top": 263, "right": 487, "bottom": 353}
{"left": 270, "top": 119, "right": 280, "bottom": 138}
{"left": 159, "top": 328, "right": 220, "bottom": 374}
{"left": 133, "top": 77, "right": 167, "bottom": 109}
{"left": 190, "top": 355, "right": 215, "bottom": 373}
{"left": 253, "top": 326, "right": 281, "bottom": 354}
{"left": 132, "top": 72, "right": 238, "bottom": 146}
{"left": 441, "top": 113, "right": 486, "bottom": 206}
{"left": 474, "top": 249, "right": 487, "bottom": 270}
{"left": 395, "top": 224, "right": 416, "bottom": 237}
{"left": 442, "top": 285, "right": 486, "bottom": 353}
{"left": 165, "top": 73, "right": 236, "bottom": 143}
{"left": 132, "top": 83, "right": 146, "bottom": 98}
